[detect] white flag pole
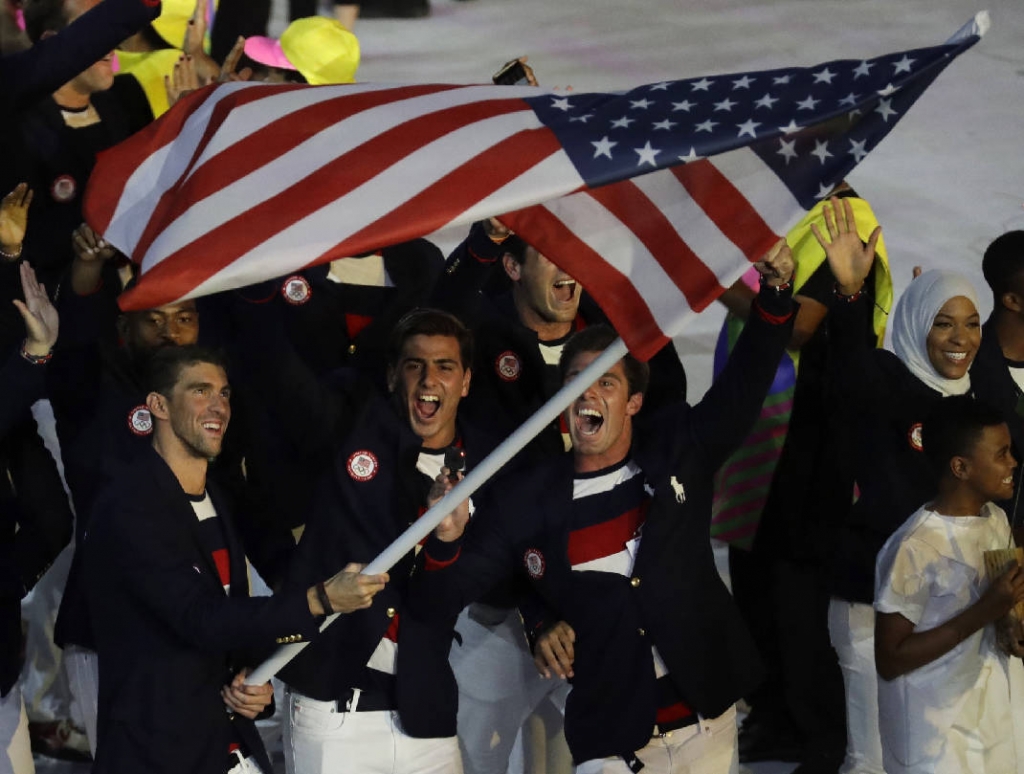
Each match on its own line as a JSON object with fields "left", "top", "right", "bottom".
{"left": 246, "top": 337, "right": 629, "bottom": 685}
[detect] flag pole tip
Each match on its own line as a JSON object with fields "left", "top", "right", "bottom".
{"left": 974, "top": 10, "right": 991, "bottom": 36}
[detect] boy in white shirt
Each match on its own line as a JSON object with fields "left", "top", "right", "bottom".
{"left": 875, "top": 396, "right": 1024, "bottom": 774}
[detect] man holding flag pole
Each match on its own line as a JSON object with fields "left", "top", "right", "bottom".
{"left": 406, "top": 240, "right": 795, "bottom": 774}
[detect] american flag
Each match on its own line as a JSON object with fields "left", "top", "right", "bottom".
{"left": 85, "top": 13, "right": 987, "bottom": 360}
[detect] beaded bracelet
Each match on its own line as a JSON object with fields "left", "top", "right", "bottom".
{"left": 0, "top": 243, "right": 22, "bottom": 260}
{"left": 20, "top": 340, "right": 53, "bottom": 365}
{"left": 833, "top": 283, "right": 865, "bottom": 302}
{"left": 759, "top": 274, "right": 792, "bottom": 293}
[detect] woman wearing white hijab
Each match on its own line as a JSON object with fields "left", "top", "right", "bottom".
{"left": 811, "top": 198, "right": 982, "bottom": 774}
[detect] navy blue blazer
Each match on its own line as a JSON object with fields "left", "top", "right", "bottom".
{"left": 411, "top": 288, "right": 794, "bottom": 763}
{"left": 85, "top": 446, "right": 318, "bottom": 774}
{"left": 279, "top": 391, "right": 499, "bottom": 738}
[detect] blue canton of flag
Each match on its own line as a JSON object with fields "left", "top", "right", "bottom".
{"left": 526, "top": 12, "right": 986, "bottom": 209}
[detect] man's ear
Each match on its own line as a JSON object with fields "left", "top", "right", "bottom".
{"left": 502, "top": 253, "right": 522, "bottom": 282}
{"left": 460, "top": 367, "right": 472, "bottom": 398}
{"left": 1001, "top": 291, "right": 1024, "bottom": 314}
{"left": 950, "top": 455, "right": 969, "bottom": 481}
{"left": 386, "top": 366, "right": 397, "bottom": 393}
{"left": 146, "top": 391, "right": 169, "bottom": 420}
{"left": 626, "top": 392, "right": 644, "bottom": 417}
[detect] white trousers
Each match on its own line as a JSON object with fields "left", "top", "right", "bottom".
{"left": 450, "top": 605, "right": 568, "bottom": 774}
{"left": 575, "top": 705, "right": 738, "bottom": 774}
{"left": 21, "top": 401, "right": 74, "bottom": 727}
{"left": 828, "top": 598, "right": 885, "bottom": 774}
{"left": 285, "top": 691, "right": 463, "bottom": 774}
{"left": 0, "top": 685, "right": 33, "bottom": 774}
{"left": 63, "top": 646, "right": 98, "bottom": 756}
{"left": 226, "top": 749, "right": 266, "bottom": 774}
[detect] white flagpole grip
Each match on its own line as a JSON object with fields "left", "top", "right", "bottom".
{"left": 246, "top": 337, "right": 629, "bottom": 685}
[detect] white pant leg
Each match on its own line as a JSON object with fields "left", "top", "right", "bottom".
{"left": 828, "top": 598, "right": 885, "bottom": 774}
{"left": 0, "top": 686, "right": 34, "bottom": 774}
{"left": 575, "top": 705, "right": 738, "bottom": 774}
{"left": 21, "top": 401, "right": 73, "bottom": 728}
{"left": 226, "top": 750, "right": 268, "bottom": 774}
{"left": 451, "top": 606, "right": 562, "bottom": 774}
{"left": 394, "top": 715, "right": 462, "bottom": 774}
{"left": 286, "top": 691, "right": 462, "bottom": 774}
{"left": 18, "top": 544, "right": 72, "bottom": 725}
{"left": 63, "top": 646, "right": 98, "bottom": 756}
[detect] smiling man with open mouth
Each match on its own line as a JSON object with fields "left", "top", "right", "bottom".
{"left": 277, "top": 308, "right": 505, "bottom": 774}
{"left": 414, "top": 243, "right": 798, "bottom": 774}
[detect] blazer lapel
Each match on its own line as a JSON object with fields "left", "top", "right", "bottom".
{"left": 145, "top": 447, "right": 229, "bottom": 591}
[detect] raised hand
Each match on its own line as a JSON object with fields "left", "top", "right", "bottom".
{"left": 483, "top": 217, "right": 514, "bottom": 243}
{"left": 164, "top": 53, "right": 202, "bottom": 107}
{"left": 217, "top": 36, "right": 252, "bottom": 83}
{"left": 428, "top": 469, "right": 471, "bottom": 543}
{"left": 810, "top": 196, "right": 881, "bottom": 295}
{"left": 71, "top": 223, "right": 117, "bottom": 263}
{"left": 753, "top": 237, "right": 794, "bottom": 287}
{"left": 0, "top": 183, "right": 33, "bottom": 258}
{"left": 181, "top": 0, "right": 220, "bottom": 85}
{"left": 13, "top": 262, "right": 58, "bottom": 356}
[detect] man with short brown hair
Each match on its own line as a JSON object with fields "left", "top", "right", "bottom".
{"left": 85, "top": 344, "right": 387, "bottom": 774}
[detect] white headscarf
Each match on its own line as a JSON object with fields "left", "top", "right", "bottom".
{"left": 891, "top": 269, "right": 980, "bottom": 396}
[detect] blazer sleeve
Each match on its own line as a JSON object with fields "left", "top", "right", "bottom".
{"left": 826, "top": 293, "right": 897, "bottom": 413}
{"left": 430, "top": 222, "right": 509, "bottom": 321}
{"left": 0, "top": 350, "right": 45, "bottom": 439}
{"left": 685, "top": 285, "right": 795, "bottom": 470}
{"left": 1, "top": 0, "right": 160, "bottom": 114}
{"left": 408, "top": 496, "right": 523, "bottom": 623}
{"left": 87, "top": 488, "right": 319, "bottom": 654}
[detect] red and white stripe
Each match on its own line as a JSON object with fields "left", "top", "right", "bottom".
{"left": 365, "top": 614, "right": 399, "bottom": 676}
{"left": 85, "top": 81, "right": 584, "bottom": 313}
{"left": 569, "top": 462, "right": 647, "bottom": 575}
{"left": 86, "top": 81, "right": 806, "bottom": 360}
{"left": 501, "top": 147, "right": 804, "bottom": 362}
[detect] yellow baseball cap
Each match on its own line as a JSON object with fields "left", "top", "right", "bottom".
{"left": 151, "top": 0, "right": 218, "bottom": 49}
{"left": 245, "top": 17, "right": 360, "bottom": 85}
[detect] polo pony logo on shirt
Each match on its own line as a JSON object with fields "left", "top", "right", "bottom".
{"left": 127, "top": 405, "right": 153, "bottom": 436}
{"left": 523, "top": 548, "right": 545, "bottom": 579}
{"left": 495, "top": 351, "right": 522, "bottom": 382}
{"left": 281, "top": 275, "right": 312, "bottom": 305}
{"left": 347, "top": 450, "right": 379, "bottom": 482}
{"left": 669, "top": 476, "right": 686, "bottom": 504}
{"left": 908, "top": 423, "right": 924, "bottom": 452}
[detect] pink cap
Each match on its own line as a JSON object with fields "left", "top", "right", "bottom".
{"left": 244, "top": 36, "right": 297, "bottom": 72}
